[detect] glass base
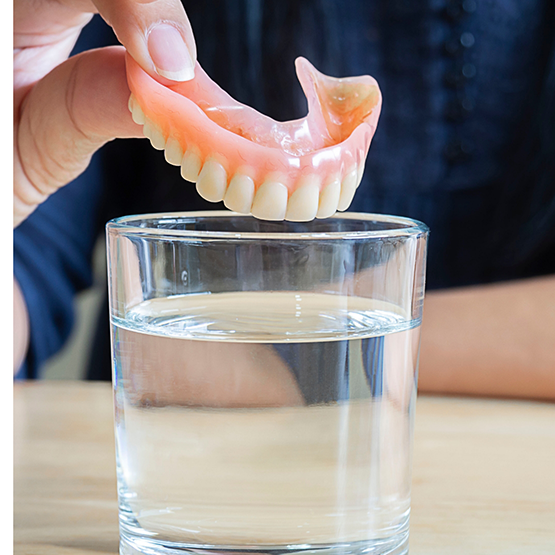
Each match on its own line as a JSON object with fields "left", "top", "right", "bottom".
{"left": 119, "top": 532, "right": 409, "bottom": 555}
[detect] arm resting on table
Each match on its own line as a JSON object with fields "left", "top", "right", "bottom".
{"left": 418, "top": 275, "right": 555, "bottom": 401}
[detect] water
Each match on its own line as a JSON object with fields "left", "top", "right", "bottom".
{"left": 112, "top": 292, "right": 420, "bottom": 555}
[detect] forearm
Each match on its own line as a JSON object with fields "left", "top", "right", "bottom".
{"left": 418, "top": 275, "right": 555, "bottom": 401}
{"left": 14, "top": 278, "right": 30, "bottom": 373}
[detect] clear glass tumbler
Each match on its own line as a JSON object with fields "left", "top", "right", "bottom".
{"left": 107, "top": 211, "right": 428, "bottom": 555}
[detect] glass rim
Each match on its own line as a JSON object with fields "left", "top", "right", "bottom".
{"left": 106, "top": 211, "right": 429, "bottom": 240}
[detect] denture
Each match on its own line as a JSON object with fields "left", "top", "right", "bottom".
{"left": 126, "top": 54, "right": 382, "bottom": 221}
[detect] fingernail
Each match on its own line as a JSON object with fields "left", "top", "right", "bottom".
{"left": 148, "top": 23, "right": 195, "bottom": 81}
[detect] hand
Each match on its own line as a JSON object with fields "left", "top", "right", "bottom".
{"left": 13, "top": 0, "right": 197, "bottom": 226}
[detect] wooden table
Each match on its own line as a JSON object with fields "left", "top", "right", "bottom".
{"left": 14, "top": 382, "right": 555, "bottom": 555}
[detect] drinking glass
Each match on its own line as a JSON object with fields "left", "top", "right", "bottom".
{"left": 106, "top": 211, "right": 428, "bottom": 555}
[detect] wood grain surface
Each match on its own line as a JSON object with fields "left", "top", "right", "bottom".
{"left": 13, "top": 381, "right": 555, "bottom": 555}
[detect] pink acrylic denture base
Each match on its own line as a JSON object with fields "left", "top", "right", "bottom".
{"left": 126, "top": 54, "right": 382, "bottom": 192}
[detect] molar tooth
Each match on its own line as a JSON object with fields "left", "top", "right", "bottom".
{"left": 285, "top": 177, "right": 320, "bottom": 222}
{"left": 180, "top": 148, "right": 202, "bottom": 182}
{"left": 196, "top": 159, "right": 228, "bottom": 202}
{"left": 337, "top": 168, "right": 358, "bottom": 211}
{"left": 224, "top": 174, "right": 255, "bottom": 214}
{"left": 316, "top": 179, "right": 341, "bottom": 219}
{"left": 251, "top": 181, "right": 288, "bottom": 221}
{"left": 165, "top": 137, "right": 184, "bottom": 166}
{"left": 131, "top": 100, "right": 146, "bottom": 125}
{"left": 143, "top": 119, "right": 166, "bottom": 150}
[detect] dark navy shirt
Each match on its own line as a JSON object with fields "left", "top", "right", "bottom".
{"left": 14, "top": 1, "right": 555, "bottom": 378}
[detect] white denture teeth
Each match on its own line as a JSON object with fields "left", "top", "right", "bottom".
{"left": 180, "top": 148, "right": 202, "bottom": 182}
{"left": 127, "top": 94, "right": 135, "bottom": 113}
{"left": 224, "top": 174, "right": 255, "bottom": 214}
{"left": 143, "top": 119, "right": 166, "bottom": 150}
{"left": 130, "top": 97, "right": 146, "bottom": 125}
{"left": 165, "top": 137, "right": 184, "bottom": 166}
{"left": 196, "top": 159, "right": 228, "bottom": 202}
{"left": 127, "top": 55, "right": 382, "bottom": 223}
{"left": 337, "top": 168, "right": 358, "bottom": 211}
{"left": 251, "top": 181, "right": 288, "bottom": 221}
{"left": 285, "top": 176, "right": 320, "bottom": 222}
{"left": 316, "top": 178, "right": 341, "bottom": 219}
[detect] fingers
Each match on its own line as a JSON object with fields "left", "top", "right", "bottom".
{"left": 91, "top": 0, "right": 197, "bottom": 82}
{"left": 16, "top": 0, "right": 197, "bottom": 83}
{"left": 14, "top": 0, "right": 198, "bottom": 225}
{"left": 14, "top": 46, "right": 142, "bottom": 226}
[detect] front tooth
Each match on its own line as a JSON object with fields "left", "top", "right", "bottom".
{"left": 143, "top": 119, "right": 165, "bottom": 150}
{"left": 165, "top": 137, "right": 184, "bottom": 166}
{"left": 224, "top": 174, "right": 255, "bottom": 213}
{"left": 251, "top": 181, "right": 288, "bottom": 221}
{"left": 285, "top": 177, "right": 319, "bottom": 222}
{"left": 180, "top": 148, "right": 202, "bottom": 182}
{"left": 337, "top": 168, "right": 358, "bottom": 211}
{"left": 316, "top": 179, "right": 341, "bottom": 219}
{"left": 131, "top": 100, "right": 146, "bottom": 125}
{"left": 128, "top": 94, "right": 135, "bottom": 113}
{"left": 196, "top": 159, "right": 228, "bottom": 202}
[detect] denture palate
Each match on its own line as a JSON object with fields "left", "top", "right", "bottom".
{"left": 127, "top": 55, "right": 381, "bottom": 222}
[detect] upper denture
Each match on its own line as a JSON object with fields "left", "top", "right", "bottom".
{"left": 126, "top": 54, "right": 382, "bottom": 221}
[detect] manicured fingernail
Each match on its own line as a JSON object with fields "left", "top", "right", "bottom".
{"left": 148, "top": 23, "right": 195, "bottom": 82}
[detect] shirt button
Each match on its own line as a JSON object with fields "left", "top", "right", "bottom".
{"left": 462, "top": 0, "right": 477, "bottom": 13}
{"left": 444, "top": 0, "right": 477, "bottom": 21}
{"left": 444, "top": 139, "right": 475, "bottom": 163}
{"left": 460, "top": 32, "right": 475, "bottom": 48}
{"left": 444, "top": 32, "right": 476, "bottom": 57}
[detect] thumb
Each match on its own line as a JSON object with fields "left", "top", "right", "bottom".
{"left": 92, "top": 0, "right": 197, "bottom": 82}
{"left": 14, "top": 46, "right": 141, "bottom": 226}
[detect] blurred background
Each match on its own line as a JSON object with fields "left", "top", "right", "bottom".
{"left": 41, "top": 238, "right": 105, "bottom": 380}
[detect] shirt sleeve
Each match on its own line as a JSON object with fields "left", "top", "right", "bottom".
{"left": 14, "top": 156, "right": 106, "bottom": 379}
